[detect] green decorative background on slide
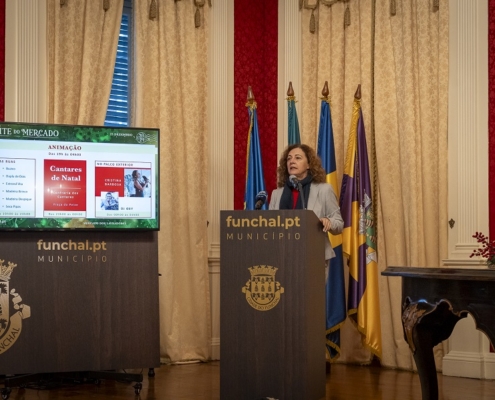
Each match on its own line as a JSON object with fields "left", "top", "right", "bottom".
{"left": 1, "top": 217, "right": 158, "bottom": 230}
{"left": 0, "top": 123, "right": 159, "bottom": 146}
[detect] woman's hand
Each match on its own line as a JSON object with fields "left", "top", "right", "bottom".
{"left": 320, "top": 217, "right": 331, "bottom": 233}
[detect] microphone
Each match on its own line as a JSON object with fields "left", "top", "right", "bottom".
{"left": 289, "top": 175, "right": 299, "bottom": 189}
{"left": 254, "top": 191, "right": 267, "bottom": 210}
{"left": 289, "top": 175, "right": 306, "bottom": 209}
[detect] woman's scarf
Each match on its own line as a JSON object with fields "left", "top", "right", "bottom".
{"left": 279, "top": 174, "right": 312, "bottom": 210}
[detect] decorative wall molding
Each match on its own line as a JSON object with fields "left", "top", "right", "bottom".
{"left": 208, "top": 259, "right": 221, "bottom": 360}
{"left": 443, "top": 0, "right": 491, "bottom": 380}
{"left": 445, "top": 0, "right": 489, "bottom": 266}
{"left": 278, "top": 0, "right": 302, "bottom": 156}
{"left": 443, "top": 350, "right": 495, "bottom": 380}
{"left": 207, "top": 0, "right": 233, "bottom": 260}
{"left": 443, "top": 316, "right": 494, "bottom": 379}
{"left": 5, "top": 0, "right": 47, "bottom": 123}
{"left": 207, "top": 0, "right": 233, "bottom": 360}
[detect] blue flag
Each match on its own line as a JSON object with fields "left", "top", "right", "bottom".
{"left": 317, "top": 97, "right": 346, "bottom": 361}
{"left": 244, "top": 101, "right": 267, "bottom": 210}
{"left": 287, "top": 96, "right": 301, "bottom": 145}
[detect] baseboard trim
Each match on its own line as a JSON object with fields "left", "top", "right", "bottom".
{"left": 443, "top": 351, "right": 495, "bottom": 379}
{"left": 210, "top": 337, "right": 220, "bottom": 360}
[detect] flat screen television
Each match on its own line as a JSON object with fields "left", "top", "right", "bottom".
{"left": 0, "top": 122, "right": 160, "bottom": 231}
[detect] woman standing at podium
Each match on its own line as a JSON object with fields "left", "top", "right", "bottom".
{"left": 269, "top": 144, "right": 343, "bottom": 263}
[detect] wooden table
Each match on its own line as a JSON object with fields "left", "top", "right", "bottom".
{"left": 382, "top": 266, "right": 495, "bottom": 400}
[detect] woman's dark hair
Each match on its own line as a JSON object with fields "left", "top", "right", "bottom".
{"left": 276, "top": 144, "right": 326, "bottom": 187}
{"left": 132, "top": 170, "right": 139, "bottom": 179}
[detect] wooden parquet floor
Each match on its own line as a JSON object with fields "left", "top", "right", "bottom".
{"left": 2, "top": 361, "right": 495, "bottom": 400}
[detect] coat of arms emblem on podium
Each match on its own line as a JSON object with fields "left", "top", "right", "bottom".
{"left": 242, "top": 265, "right": 284, "bottom": 311}
{"left": 0, "top": 259, "right": 31, "bottom": 355}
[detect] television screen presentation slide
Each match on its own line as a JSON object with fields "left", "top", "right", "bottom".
{"left": 0, "top": 123, "right": 160, "bottom": 231}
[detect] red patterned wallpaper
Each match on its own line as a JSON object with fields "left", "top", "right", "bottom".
{"left": 233, "top": 0, "right": 278, "bottom": 210}
{"left": 0, "top": 0, "right": 5, "bottom": 121}
{"left": 490, "top": 0, "right": 495, "bottom": 238}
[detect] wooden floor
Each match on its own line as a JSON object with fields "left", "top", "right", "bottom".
{"left": 2, "top": 361, "right": 495, "bottom": 400}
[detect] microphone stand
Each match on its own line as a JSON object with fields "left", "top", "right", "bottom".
{"left": 297, "top": 182, "right": 306, "bottom": 210}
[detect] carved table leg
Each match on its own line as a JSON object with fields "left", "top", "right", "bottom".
{"left": 402, "top": 298, "right": 462, "bottom": 400}
{"left": 411, "top": 323, "right": 438, "bottom": 400}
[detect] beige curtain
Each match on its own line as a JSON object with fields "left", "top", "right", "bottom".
{"left": 47, "top": 0, "right": 123, "bottom": 125}
{"left": 301, "top": 0, "right": 448, "bottom": 369}
{"left": 133, "top": 1, "right": 211, "bottom": 363}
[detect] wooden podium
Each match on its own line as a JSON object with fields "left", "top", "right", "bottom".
{"left": 0, "top": 230, "right": 160, "bottom": 398}
{"left": 220, "top": 210, "right": 326, "bottom": 400}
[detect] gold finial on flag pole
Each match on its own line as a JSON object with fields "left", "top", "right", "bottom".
{"left": 247, "top": 86, "right": 255, "bottom": 103}
{"left": 246, "top": 86, "right": 257, "bottom": 108}
{"left": 321, "top": 81, "right": 329, "bottom": 99}
{"left": 287, "top": 82, "right": 295, "bottom": 97}
{"left": 354, "top": 84, "right": 361, "bottom": 100}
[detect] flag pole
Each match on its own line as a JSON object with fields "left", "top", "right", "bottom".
{"left": 355, "top": 84, "right": 361, "bottom": 100}
{"left": 244, "top": 86, "right": 267, "bottom": 210}
{"left": 287, "top": 81, "right": 294, "bottom": 97}
{"left": 247, "top": 85, "right": 255, "bottom": 104}
{"left": 321, "top": 81, "right": 329, "bottom": 99}
{"left": 340, "top": 84, "right": 382, "bottom": 359}
{"left": 287, "top": 82, "right": 301, "bottom": 145}
{"left": 316, "top": 79, "right": 346, "bottom": 362}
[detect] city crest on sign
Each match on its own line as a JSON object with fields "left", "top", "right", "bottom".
{"left": 242, "top": 265, "right": 284, "bottom": 311}
{"left": 0, "top": 259, "right": 31, "bottom": 355}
